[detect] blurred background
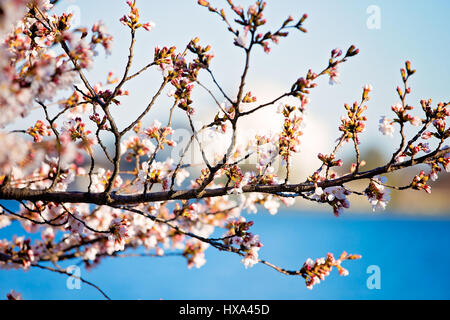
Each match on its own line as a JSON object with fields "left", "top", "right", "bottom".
{"left": 1, "top": 0, "right": 450, "bottom": 299}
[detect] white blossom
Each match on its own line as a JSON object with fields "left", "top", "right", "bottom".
{"left": 379, "top": 116, "right": 395, "bottom": 137}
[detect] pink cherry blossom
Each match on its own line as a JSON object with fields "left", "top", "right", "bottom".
{"left": 379, "top": 116, "right": 395, "bottom": 136}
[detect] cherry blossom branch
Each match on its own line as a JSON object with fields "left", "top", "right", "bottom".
{"left": 1, "top": 146, "right": 447, "bottom": 206}
{"left": 37, "top": 101, "right": 63, "bottom": 190}
{"left": 388, "top": 73, "right": 412, "bottom": 166}
{"left": 240, "top": 92, "right": 291, "bottom": 116}
{"left": 206, "top": 68, "right": 234, "bottom": 104}
{"left": 125, "top": 61, "right": 156, "bottom": 81}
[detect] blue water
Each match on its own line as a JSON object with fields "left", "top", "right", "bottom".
{"left": 1, "top": 208, "right": 449, "bottom": 300}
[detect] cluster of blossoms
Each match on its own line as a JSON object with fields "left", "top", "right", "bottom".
{"left": 290, "top": 72, "right": 317, "bottom": 108}
{"left": 121, "top": 135, "right": 155, "bottom": 162}
{"left": 222, "top": 164, "right": 249, "bottom": 194}
{"left": 379, "top": 62, "right": 422, "bottom": 138}
{"left": 137, "top": 159, "right": 175, "bottom": 191}
{"left": 378, "top": 62, "right": 450, "bottom": 187}
{"left": 187, "top": 37, "right": 214, "bottom": 69}
{"left": 94, "top": 86, "right": 129, "bottom": 106}
{"left": 364, "top": 176, "right": 391, "bottom": 211}
{"left": 90, "top": 21, "right": 114, "bottom": 55}
{"left": 393, "top": 102, "right": 422, "bottom": 126}
{"left": 170, "top": 42, "right": 215, "bottom": 114}
{"left": 248, "top": 135, "right": 281, "bottom": 185}
{"left": 301, "top": 252, "right": 361, "bottom": 289}
{"left": 312, "top": 186, "right": 351, "bottom": 217}
{"left": 58, "top": 91, "right": 85, "bottom": 118}
{"left": 242, "top": 192, "right": 286, "bottom": 215}
{"left": 2, "top": 236, "right": 35, "bottom": 269}
{"left": 242, "top": 91, "right": 257, "bottom": 104}
{"left": 109, "top": 218, "right": 130, "bottom": 251}
{"left": 149, "top": 38, "right": 215, "bottom": 116}
{"left": 402, "top": 142, "right": 431, "bottom": 162}
{"left": 379, "top": 103, "right": 421, "bottom": 137}
{"left": 421, "top": 100, "right": 450, "bottom": 143}
{"left": 118, "top": 119, "right": 180, "bottom": 191}
{"left": 64, "top": 31, "right": 95, "bottom": 69}
{"left": 411, "top": 170, "right": 432, "bottom": 194}
{"left": 62, "top": 118, "right": 97, "bottom": 155}
{"left": 327, "top": 46, "right": 359, "bottom": 85}
{"left": 143, "top": 120, "right": 176, "bottom": 150}
{"left": 26, "top": 120, "right": 52, "bottom": 143}
{"left": 1, "top": 36, "right": 77, "bottom": 126}
{"left": 90, "top": 168, "right": 123, "bottom": 192}
{"left": 379, "top": 116, "right": 395, "bottom": 137}
{"left": 153, "top": 46, "right": 176, "bottom": 73}
{"left": 328, "top": 48, "right": 344, "bottom": 85}
{"left": 222, "top": 217, "right": 263, "bottom": 268}
{"left": 183, "top": 240, "right": 208, "bottom": 269}
{"left": 198, "top": 0, "right": 307, "bottom": 54}
{"left": 0, "top": 0, "right": 116, "bottom": 175}
{"left": 1, "top": 199, "right": 224, "bottom": 271}
{"left": 120, "top": 0, "right": 155, "bottom": 31}
{"left": 317, "top": 153, "right": 343, "bottom": 170}
{"left": 428, "top": 154, "right": 450, "bottom": 181}
{"left": 339, "top": 98, "right": 368, "bottom": 144}
{"left": 167, "top": 61, "right": 195, "bottom": 113}
{"left": 277, "top": 104, "right": 303, "bottom": 161}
